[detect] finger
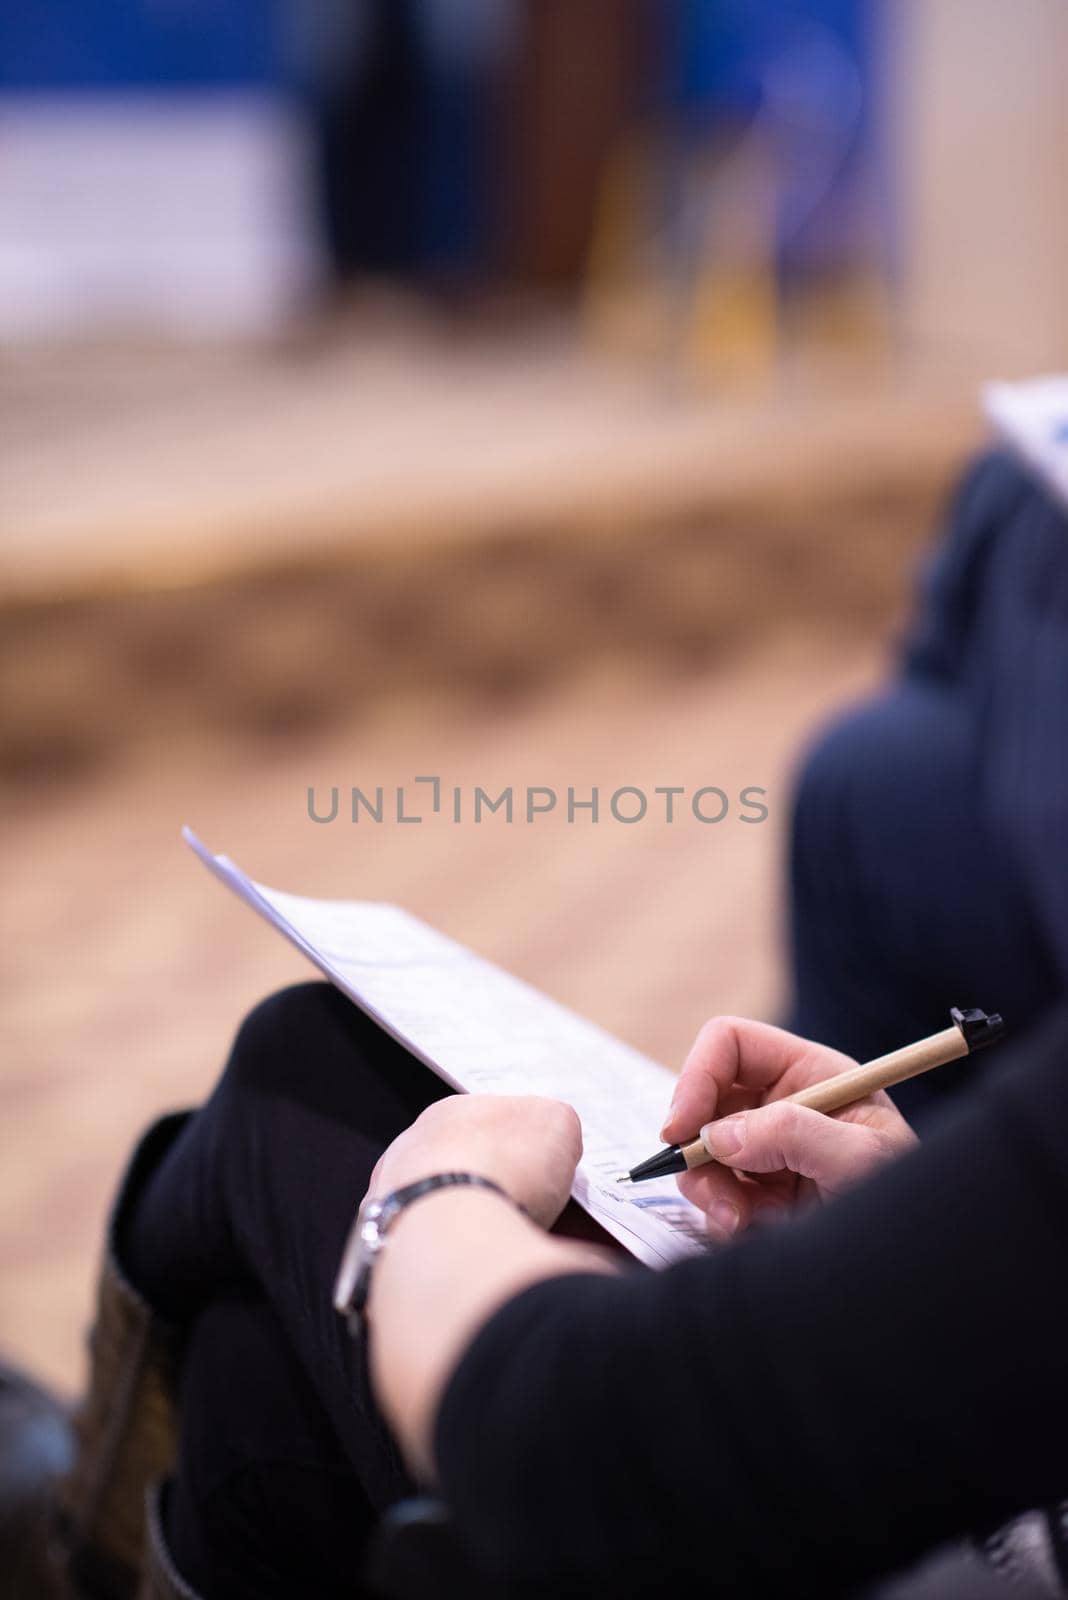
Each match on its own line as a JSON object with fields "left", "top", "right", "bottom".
{"left": 661, "top": 1017, "right": 854, "bottom": 1143}
{"left": 676, "top": 1164, "right": 750, "bottom": 1237}
{"left": 699, "top": 1102, "right": 898, "bottom": 1194}
{"left": 677, "top": 1164, "right": 793, "bottom": 1238}
{"left": 835, "top": 1095, "right": 918, "bottom": 1150}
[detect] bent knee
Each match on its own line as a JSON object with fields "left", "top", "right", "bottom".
{"left": 790, "top": 700, "right": 882, "bottom": 860}
{"left": 792, "top": 684, "right": 966, "bottom": 840}
{"left": 226, "top": 983, "right": 340, "bottom": 1092}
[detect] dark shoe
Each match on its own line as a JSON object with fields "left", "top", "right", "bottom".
{"left": 56, "top": 1114, "right": 192, "bottom": 1600}
{"left": 0, "top": 1359, "right": 73, "bottom": 1599}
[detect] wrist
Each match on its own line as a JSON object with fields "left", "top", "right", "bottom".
{"left": 335, "top": 1172, "right": 520, "bottom": 1334}
{"left": 375, "top": 1185, "right": 526, "bottom": 1273}
{"left": 380, "top": 1180, "right": 524, "bottom": 1254}
{"left": 370, "top": 1186, "right": 542, "bottom": 1314}
{"left": 367, "top": 1191, "right": 612, "bottom": 1480}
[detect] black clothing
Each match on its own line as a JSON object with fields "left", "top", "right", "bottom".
{"left": 788, "top": 449, "right": 1068, "bottom": 1121}
{"left": 123, "top": 982, "right": 448, "bottom": 1595}
{"left": 124, "top": 982, "right": 1068, "bottom": 1597}
{"left": 436, "top": 1017, "right": 1068, "bottom": 1593}
{"left": 168, "top": 1288, "right": 375, "bottom": 1600}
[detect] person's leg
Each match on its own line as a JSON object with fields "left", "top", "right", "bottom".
{"left": 787, "top": 680, "right": 1061, "bottom": 1122}
{"left": 121, "top": 981, "right": 451, "bottom": 1508}
{"left": 165, "top": 1288, "right": 373, "bottom": 1599}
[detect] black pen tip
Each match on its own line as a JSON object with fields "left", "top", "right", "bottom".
{"left": 626, "top": 1144, "right": 687, "bottom": 1183}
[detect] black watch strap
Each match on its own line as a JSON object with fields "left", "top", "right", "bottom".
{"left": 333, "top": 1172, "right": 513, "bottom": 1334}
{"left": 387, "top": 1172, "right": 510, "bottom": 1214}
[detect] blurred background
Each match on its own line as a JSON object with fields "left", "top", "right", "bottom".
{"left": 3, "top": 0, "right": 1068, "bottom": 1392}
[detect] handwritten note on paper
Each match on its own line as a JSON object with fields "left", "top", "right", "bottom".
{"left": 183, "top": 828, "right": 711, "bottom": 1268}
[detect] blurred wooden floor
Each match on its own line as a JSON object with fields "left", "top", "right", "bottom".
{"left": 1, "top": 636, "right": 879, "bottom": 1394}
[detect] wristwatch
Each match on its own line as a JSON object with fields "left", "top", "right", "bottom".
{"left": 333, "top": 1172, "right": 513, "bottom": 1335}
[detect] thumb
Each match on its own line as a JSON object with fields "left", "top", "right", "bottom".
{"left": 700, "top": 1103, "right": 892, "bottom": 1195}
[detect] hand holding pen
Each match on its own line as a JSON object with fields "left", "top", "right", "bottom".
{"left": 625, "top": 1009, "right": 1003, "bottom": 1238}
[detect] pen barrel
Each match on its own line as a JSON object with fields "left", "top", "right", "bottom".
{"left": 785, "top": 1024, "right": 968, "bottom": 1115}
{"left": 678, "top": 1023, "right": 969, "bottom": 1172}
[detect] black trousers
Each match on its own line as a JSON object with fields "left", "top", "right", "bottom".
{"left": 123, "top": 982, "right": 451, "bottom": 1598}
{"left": 788, "top": 679, "right": 1061, "bottom": 1124}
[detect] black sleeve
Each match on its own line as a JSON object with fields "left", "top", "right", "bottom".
{"left": 434, "top": 1045, "right": 1068, "bottom": 1596}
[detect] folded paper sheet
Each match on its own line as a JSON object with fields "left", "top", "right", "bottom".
{"left": 985, "top": 375, "right": 1068, "bottom": 512}
{"left": 183, "top": 828, "right": 710, "bottom": 1268}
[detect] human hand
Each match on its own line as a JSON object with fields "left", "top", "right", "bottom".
{"left": 365, "top": 1095, "right": 608, "bottom": 1477}
{"left": 370, "top": 1093, "right": 583, "bottom": 1230}
{"left": 661, "top": 1017, "right": 917, "bottom": 1237}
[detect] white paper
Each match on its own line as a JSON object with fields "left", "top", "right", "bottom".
{"left": 984, "top": 375, "right": 1068, "bottom": 513}
{"left": 183, "top": 828, "right": 711, "bottom": 1267}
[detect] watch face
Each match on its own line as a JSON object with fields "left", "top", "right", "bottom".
{"left": 360, "top": 1202, "right": 386, "bottom": 1244}
{"left": 337, "top": 1176, "right": 509, "bottom": 1336}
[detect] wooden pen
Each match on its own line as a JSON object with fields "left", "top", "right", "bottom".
{"left": 621, "top": 1006, "right": 1005, "bottom": 1184}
